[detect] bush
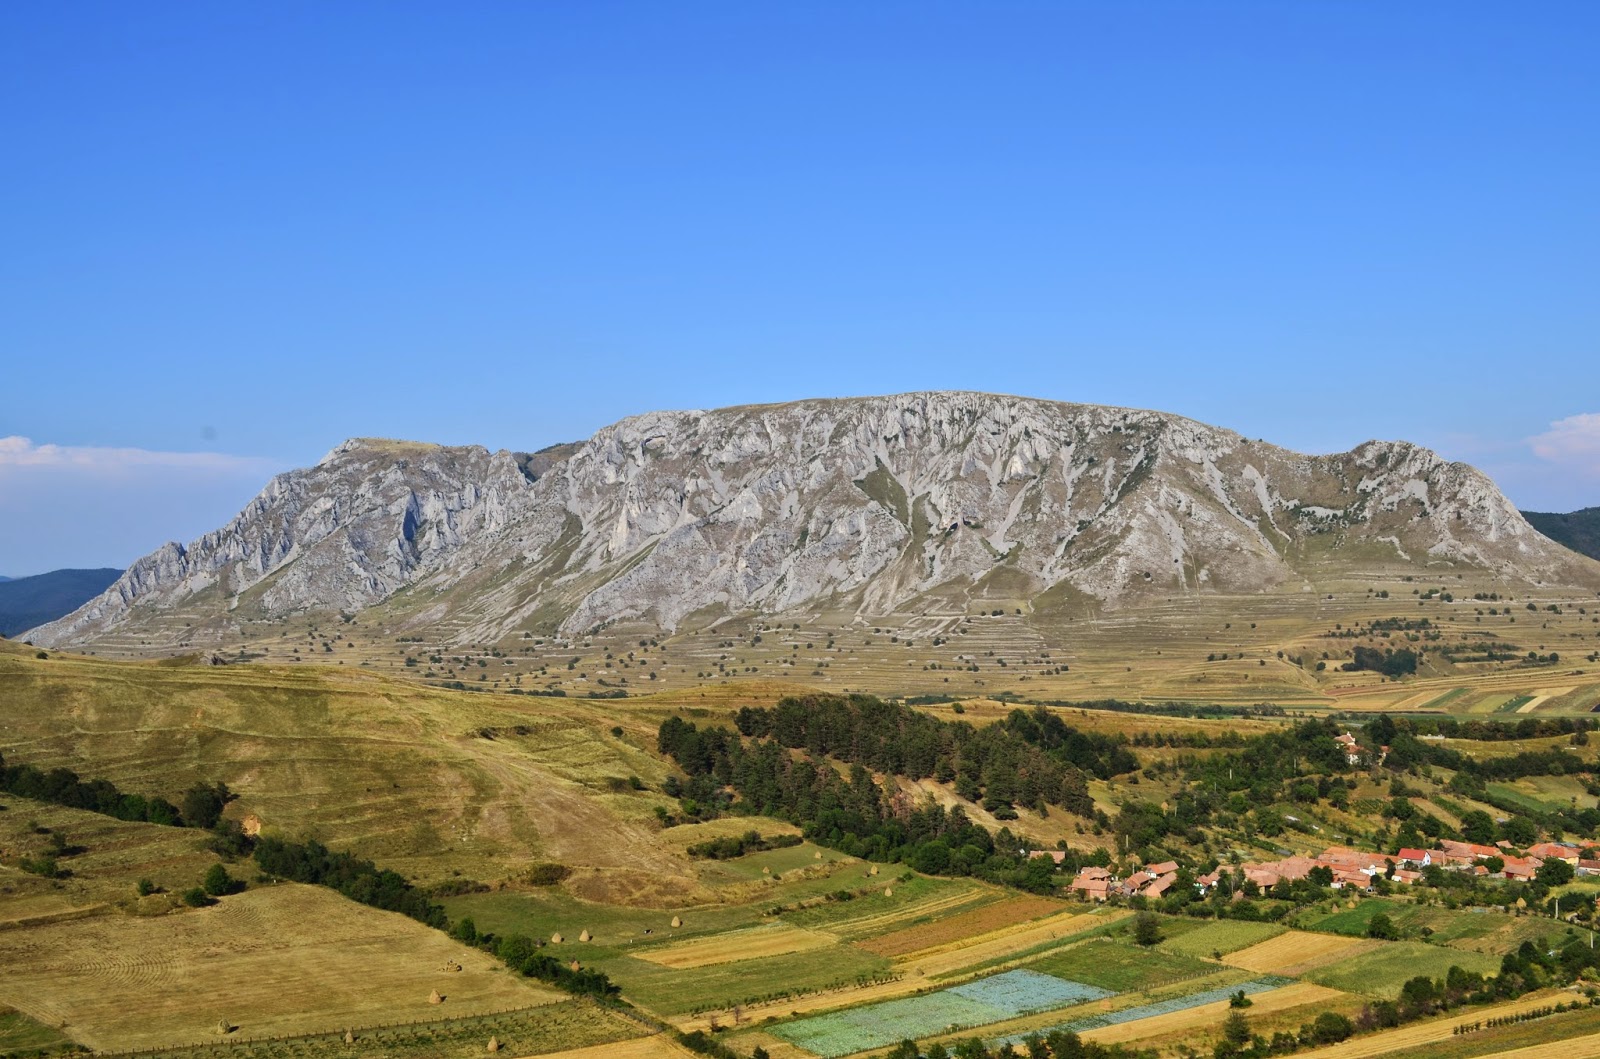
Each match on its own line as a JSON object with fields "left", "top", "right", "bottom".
{"left": 136, "top": 878, "right": 156, "bottom": 897}
{"left": 202, "top": 863, "right": 239, "bottom": 896}
{"left": 182, "top": 887, "right": 215, "bottom": 907}
{"left": 526, "top": 863, "right": 572, "bottom": 886}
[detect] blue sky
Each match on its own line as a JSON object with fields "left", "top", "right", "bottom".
{"left": 3, "top": 2, "right": 1598, "bottom": 575}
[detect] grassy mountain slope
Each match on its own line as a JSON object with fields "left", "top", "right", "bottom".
{"left": 0, "top": 567, "right": 122, "bottom": 637}
{"left": 1524, "top": 506, "right": 1600, "bottom": 561}
{"left": 0, "top": 639, "right": 752, "bottom": 903}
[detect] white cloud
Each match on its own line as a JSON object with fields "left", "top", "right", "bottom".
{"left": 0, "top": 436, "right": 279, "bottom": 473}
{"left": 1528, "top": 414, "right": 1600, "bottom": 476}
{"left": 0, "top": 438, "right": 289, "bottom": 575}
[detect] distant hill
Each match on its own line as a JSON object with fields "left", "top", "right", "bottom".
{"left": 1523, "top": 507, "right": 1600, "bottom": 561}
{"left": 0, "top": 568, "right": 124, "bottom": 638}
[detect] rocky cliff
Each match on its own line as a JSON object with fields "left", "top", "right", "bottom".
{"left": 29, "top": 392, "right": 1600, "bottom": 648}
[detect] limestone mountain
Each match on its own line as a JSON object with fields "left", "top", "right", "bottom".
{"left": 28, "top": 392, "right": 1600, "bottom": 651}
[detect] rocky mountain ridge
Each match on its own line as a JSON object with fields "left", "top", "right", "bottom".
{"left": 28, "top": 392, "right": 1600, "bottom": 649}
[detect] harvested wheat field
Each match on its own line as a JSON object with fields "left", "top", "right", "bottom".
{"left": 1084, "top": 983, "right": 1346, "bottom": 1045}
{"left": 858, "top": 895, "right": 1065, "bottom": 957}
{"left": 0, "top": 883, "right": 561, "bottom": 1051}
{"left": 1485, "top": 1031, "right": 1600, "bottom": 1059}
{"left": 636, "top": 924, "right": 836, "bottom": 969}
{"left": 1223, "top": 930, "right": 1376, "bottom": 975}
{"left": 525, "top": 1032, "right": 698, "bottom": 1059}
{"left": 1293, "top": 993, "right": 1577, "bottom": 1058}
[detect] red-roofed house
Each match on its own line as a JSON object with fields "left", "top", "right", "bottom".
{"left": 1396, "top": 848, "right": 1433, "bottom": 867}
{"left": 1069, "top": 867, "right": 1114, "bottom": 901}
{"left": 1501, "top": 857, "right": 1539, "bottom": 882}
{"left": 1528, "top": 843, "right": 1580, "bottom": 865}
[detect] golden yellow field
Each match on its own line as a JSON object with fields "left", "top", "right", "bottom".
{"left": 1223, "top": 930, "right": 1377, "bottom": 975}
{"left": 527, "top": 1034, "right": 698, "bottom": 1059}
{"left": 1490, "top": 1032, "right": 1600, "bottom": 1059}
{"left": 1293, "top": 993, "right": 1579, "bottom": 1058}
{"left": 1084, "top": 983, "right": 1347, "bottom": 1045}
{"left": 0, "top": 883, "right": 561, "bottom": 1050}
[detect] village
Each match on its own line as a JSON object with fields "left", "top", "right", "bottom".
{"left": 1061, "top": 837, "right": 1600, "bottom": 903}
{"left": 1053, "top": 729, "right": 1600, "bottom": 905}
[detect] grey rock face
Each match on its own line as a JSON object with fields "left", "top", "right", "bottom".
{"left": 28, "top": 393, "right": 1599, "bottom": 648}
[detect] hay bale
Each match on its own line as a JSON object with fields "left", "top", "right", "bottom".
{"left": 215, "top": 1020, "right": 231, "bottom": 1036}
{"left": 814, "top": 851, "right": 822, "bottom": 859}
{"left": 429, "top": 989, "right": 444, "bottom": 1005}
{"left": 344, "top": 1030, "right": 355, "bottom": 1045}
{"left": 761, "top": 866, "right": 771, "bottom": 875}
{"left": 487, "top": 1037, "right": 501, "bottom": 1054}
{"left": 551, "top": 931, "right": 564, "bottom": 944}
{"left": 868, "top": 864, "right": 880, "bottom": 876}
{"left": 578, "top": 929, "right": 591, "bottom": 942}
{"left": 671, "top": 915, "right": 683, "bottom": 928}
{"left": 569, "top": 959, "right": 581, "bottom": 971}
{"left": 884, "top": 887, "right": 894, "bottom": 897}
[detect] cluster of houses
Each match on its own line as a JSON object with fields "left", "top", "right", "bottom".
{"left": 1060, "top": 838, "right": 1600, "bottom": 902}
{"left": 1057, "top": 859, "right": 1180, "bottom": 901}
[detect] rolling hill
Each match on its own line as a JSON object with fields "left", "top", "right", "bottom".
{"left": 1523, "top": 506, "right": 1600, "bottom": 561}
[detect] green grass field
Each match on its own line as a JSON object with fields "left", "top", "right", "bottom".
{"left": 598, "top": 946, "right": 893, "bottom": 1016}
{"left": 1303, "top": 942, "right": 1501, "bottom": 996}
{"left": 1159, "top": 920, "right": 1285, "bottom": 957}
{"left": 1023, "top": 939, "right": 1216, "bottom": 993}
{"left": 0, "top": 1007, "right": 78, "bottom": 1057}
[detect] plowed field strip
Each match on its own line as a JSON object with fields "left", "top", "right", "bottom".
{"left": 860, "top": 896, "right": 1066, "bottom": 957}
{"left": 906, "top": 911, "right": 1124, "bottom": 978}
{"left": 636, "top": 925, "right": 835, "bottom": 969}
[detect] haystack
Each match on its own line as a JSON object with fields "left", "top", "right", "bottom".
{"left": 215, "top": 1020, "right": 231, "bottom": 1036}
{"left": 429, "top": 989, "right": 444, "bottom": 1005}
{"left": 814, "top": 851, "right": 823, "bottom": 860}
{"left": 487, "top": 1037, "right": 501, "bottom": 1054}
{"left": 578, "top": 929, "right": 591, "bottom": 942}
{"left": 569, "top": 959, "right": 581, "bottom": 971}
{"left": 884, "top": 887, "right": 894, "bottom": 897}
{"left": 670, "top": 915, "right": 683, "bottom": 928}
{"left": 344, "top": 1030, "right": 355, "bottom": 1045}
{"left": 868, "top": 864, "right": 880, "bottom": 876}
{"left": 551, "top": 931, "right": 564, "bottom": 944}
{"left": 761, "top": 866, "right": 771, "bottom": 875}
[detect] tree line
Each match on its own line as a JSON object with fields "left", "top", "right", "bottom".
{"left": 659, "top": 713, "right": 1059, "bottom": 891}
